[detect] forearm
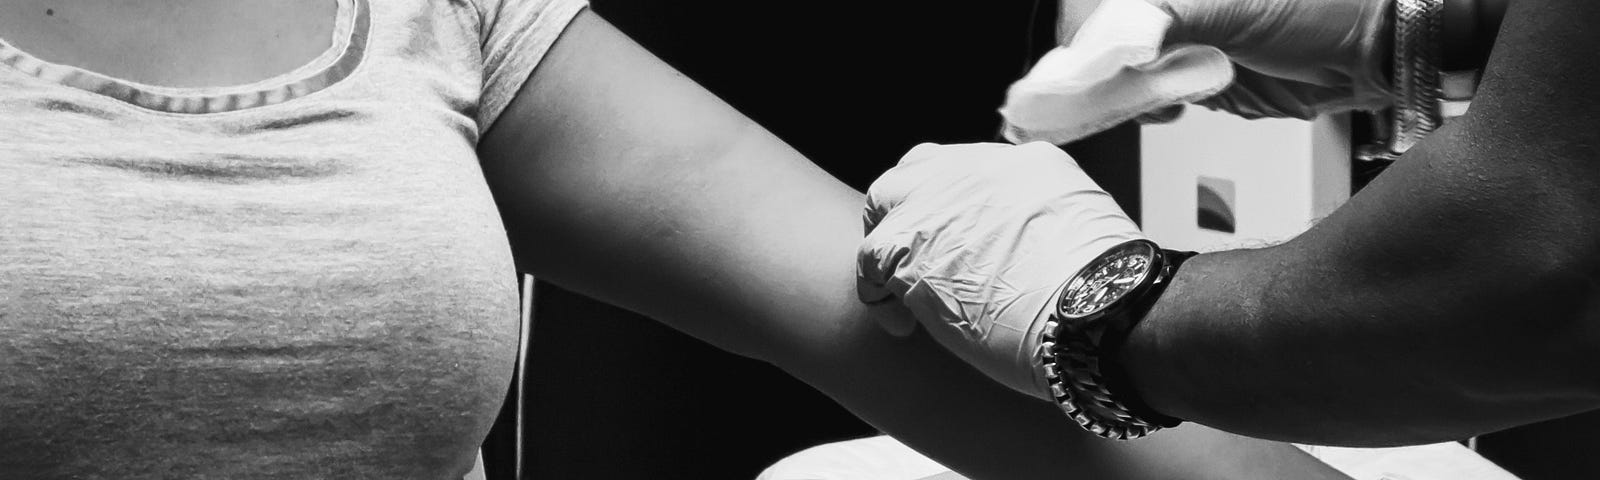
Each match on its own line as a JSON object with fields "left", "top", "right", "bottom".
{"left": 1123, "top": 240, "right": 1600, "bottom": 446}
{"left": 499, "top": 117, "right": 1346, "bottom": 479}
{"left": 746, "top": 185, "right": 1348, "bottom": 480}
{"left": 790, "top": 298, "right": 1350, "bottom": 480}
{"left": 1119, "top": 0, "right": 1600, "bottom": 446}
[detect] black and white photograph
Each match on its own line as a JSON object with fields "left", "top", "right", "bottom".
{"left": 2, "top": 0, "right": 1591, "bottom": 478}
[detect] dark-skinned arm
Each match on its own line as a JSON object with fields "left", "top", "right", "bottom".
{"left": 1121, "top": 0, "right": 1600, "bottom": 447}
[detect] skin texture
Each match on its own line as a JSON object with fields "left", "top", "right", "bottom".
{"left": 0, "top": 0, "right": 334, "bottom": 88}
{"left": 1120, "top": 0, "right": 1600, "bottom": 447}
{"left": 476, "top": 10, "right": 1353, "bottom": 480}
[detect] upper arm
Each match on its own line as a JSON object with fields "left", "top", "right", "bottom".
{"left": 475, "top": 8, "right": 866, "bottom": 362}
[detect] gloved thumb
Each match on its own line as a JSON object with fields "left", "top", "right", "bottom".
{"left": 856, "top": 242, "right": 918, "bottom": 337}
{"left": 856, "top": 231, "right": 910, "bottom": 304}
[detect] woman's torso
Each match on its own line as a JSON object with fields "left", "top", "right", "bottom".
{"left": 0, "top": 1, "right": 527, "bottom": 478}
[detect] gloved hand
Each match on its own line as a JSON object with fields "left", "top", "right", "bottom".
{"left": 858, "top": 142, "right": 1144, "bottom": 398}
{"left": 1002, "top": 0, "right": 1393, "bottom": 144}
{"left": 1143, "top": 0, "right": 1395, "bottom": 119}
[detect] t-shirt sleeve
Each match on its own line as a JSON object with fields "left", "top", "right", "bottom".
{"left": 474, "top": 0, "right": 589, "bottom": 133}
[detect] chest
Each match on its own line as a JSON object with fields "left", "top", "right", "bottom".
{"left": 0, "top": 0, "right": 337, "bottom": 88}
{"left": 0, "top": 2, "right": 518, "bottom": 473}
{"left": 0, "top": 96, "right": 521, "bottom": 478}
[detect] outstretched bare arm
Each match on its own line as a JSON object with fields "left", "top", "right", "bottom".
{"left": 475, "top": 10, "right": 1349, "bottom": 480}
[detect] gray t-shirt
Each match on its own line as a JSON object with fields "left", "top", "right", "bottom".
{"left": 0, "top": 0, "right": 585, "bottom": 477}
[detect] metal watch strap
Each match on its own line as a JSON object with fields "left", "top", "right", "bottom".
{"left": 1359, "top": 0, "right": 1445, "bottom": 162}
{"left": 1040, "top": 248, "right": 1195, "bottom": 440}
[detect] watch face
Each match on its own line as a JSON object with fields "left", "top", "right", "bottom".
{"left": 1058, "top": 241, "right": 1157, "bottom": 319}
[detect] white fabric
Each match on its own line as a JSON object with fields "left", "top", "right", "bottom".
{"left": 464, "top": 451, "right": 488, "bottom": 480}
{"left": 759, "top": 436, "right": 1522, "bottom": 480}
{"left": 757, "top": 437, "right": 954, "bottom": 480}
{"left": 1000, "top": 0, "right": 1232, "bottom": 145}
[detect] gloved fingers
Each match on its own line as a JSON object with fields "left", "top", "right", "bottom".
{"left": 864, "top": 143, "right": 1013, "bottom": 233}
{"left": 1147, "top": 0, "right": 1349, "bottom": 70}
{"left": 855, "top": 274, "right": 897, "bottom": 305}
{"left": 1141, "top": 0, "right": 1241, "bottom": 52}
{"left": 856, "top": 227, "right": 920, "bottom": 304}
{"left": 866, "top": 143, "right": 955, "bottom": 216}
{"left": 1139, "top": 0, "right": 1193, "bottom": 43}
{"left": 1193, "top": 67, "right": 1354, "bottom": 120}
{"left": 1012, "top": 142, "right": 1093, "bottom": 178}
{"left": 1145, "top": 0, "right": 1392, "bottom": 102}
{"left": 891, "top": 142, "right": 1011, "bottom": 168}
{"left": 861, "top": 160, "right": 920, "bottom": 235}
{"left": 855, "top": 249, "right": 899, "bottom": 304}
{"left": 1135, "top": 104, "right": 1186, "bottom": 124}
{"left": 862, "top": 142, "right": 1041, "bottom": 300}
{"left": 904, "top": 277, "right": 1059, "bottom": 397}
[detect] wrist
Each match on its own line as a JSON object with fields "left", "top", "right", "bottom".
{"left": 1113, "top": 248, "right": 1285, "bottom": 431}
{"left": 1112, "top": 250, "right": 1255, "bottom": 424}
{"left": 1114, "top": 289, "right": 1193, "bottom": 422}
{"left": 1109, "top": 254, "right": 1207, "bottom": 423}
{"left": 1036, "top": 240, "right": 1191, "bottom": 439}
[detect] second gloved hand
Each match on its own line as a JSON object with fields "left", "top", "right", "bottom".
{"left": 1148, "top": 0, "right": 1395, "bottom": 119}
{"left": 858, "top": 142, "right": 1144, "bottom": 398}
{"left": 1003, "top": 0, "right": 1395, "bottom": 144}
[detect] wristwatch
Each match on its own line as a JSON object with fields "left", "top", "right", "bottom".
{"left": 1038, "top": 239, "right": 1196, "bottom": 440}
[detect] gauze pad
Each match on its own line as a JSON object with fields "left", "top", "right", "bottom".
{"left": 1000, "top": 0, "right": 1234, "bottom": 145}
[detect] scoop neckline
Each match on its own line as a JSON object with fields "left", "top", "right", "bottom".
{"left": 0, "top": 0, "right": 369, "bottom": 115}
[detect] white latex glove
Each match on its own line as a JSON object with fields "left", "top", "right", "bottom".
{"left": 1001, "top": 0, "right": 1393, "bottom": 144}
{"left": 1001, "top": 0, "right": 1236, "bottom": 145}
{"left": 1148, "top": 0, "right": 1395, "bottom": 119}
{"left": 858, "top": 142, "right": 1144, "bottom": 398}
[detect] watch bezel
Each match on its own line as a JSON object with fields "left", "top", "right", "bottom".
{"left": 1055, "top": 240, "right": 1161, "bottom": 323}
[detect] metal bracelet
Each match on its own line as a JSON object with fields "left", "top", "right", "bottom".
{"left": 1037, "top": 250, "right": 1192, "bottom": 441}
{"left": 1358, "top": 0, "right": 1446, "bottom": 162}
{"left": 1040, "top": 325, "right": 1166, "bottom": 440}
